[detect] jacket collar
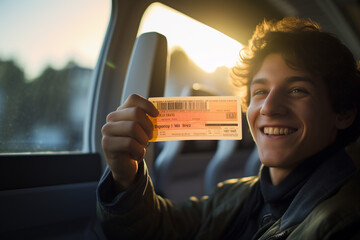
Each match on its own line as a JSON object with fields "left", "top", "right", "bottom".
{"left": 280, "top": 148, "right": 357, "bottom": 231}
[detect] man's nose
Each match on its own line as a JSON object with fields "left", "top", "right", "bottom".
{"left": 260, "top": 89, "right": 288, "bottom": 116}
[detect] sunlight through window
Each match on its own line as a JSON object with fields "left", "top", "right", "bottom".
{"left": 138, "top": 2, "right": 243, "bottom": 73}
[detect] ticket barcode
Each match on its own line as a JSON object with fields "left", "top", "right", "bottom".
{"left": 148, "top": 96, "right": 242, "bottom": 142}
{"left": 156, "top": 100, "right": 209, "bottom": 111}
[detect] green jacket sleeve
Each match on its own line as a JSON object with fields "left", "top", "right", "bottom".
{"left": 97, "top": 161, "right": 205, "bottom": 240}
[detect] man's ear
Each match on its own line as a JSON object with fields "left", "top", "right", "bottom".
{"left": 335, "top": 108, "right": 357, "bottom": 130}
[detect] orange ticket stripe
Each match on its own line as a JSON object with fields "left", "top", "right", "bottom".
{"left": 148, "top": 96, "right": 242, "bottom": 142}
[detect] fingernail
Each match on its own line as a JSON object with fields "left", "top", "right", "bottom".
{"left": 140, "top": 148, "right": 146, "bottom": 160}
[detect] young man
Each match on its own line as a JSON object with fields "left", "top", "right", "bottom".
{"left": 97, "top": 17, "right": 360, "bottom": 239}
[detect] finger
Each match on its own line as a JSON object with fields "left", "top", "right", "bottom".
{"left": 102, "top": 136, "right": 146, "bottom": 162}
{"left": 106, "top": 107, "right": 154, "bottom": 138}
{"left": 120, "top": 94, "right": 159, "bottom": 117}
{"left": 102, "top": 121, "right": 149, "bottom": 146}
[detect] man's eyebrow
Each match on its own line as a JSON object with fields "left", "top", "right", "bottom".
{"left": 250, "top": 76, "right": 316, "bottom": 86}
{"left": 251, "top": 78, "right": 267, "bottom": 86}
{"left": 286, "top": 76, "right": 316, "bottom": 85}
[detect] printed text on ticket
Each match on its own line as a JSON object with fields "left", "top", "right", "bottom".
{"left": 148, "top": 96, "right": 242, "bottom": 142}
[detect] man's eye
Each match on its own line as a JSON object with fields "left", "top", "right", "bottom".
{"left": 252, "top": 89, "right": 267, "bottom": 96}
{"left": 289, "top": 88, "right": 309, "bottom": 95}
{"left": 291, "top": 88, "right": 301, "bottom": 93}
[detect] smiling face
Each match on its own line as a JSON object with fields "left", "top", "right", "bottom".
{"left": 247, "top": 53, "right": 341, "bottom": 183}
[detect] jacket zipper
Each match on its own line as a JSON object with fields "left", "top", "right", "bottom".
{"left": 263, "top": 231, "right": 288, "bottom": 240}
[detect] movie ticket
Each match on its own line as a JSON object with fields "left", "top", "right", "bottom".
{"left": 148, "top": 96, "right": 242, "bottom": 142}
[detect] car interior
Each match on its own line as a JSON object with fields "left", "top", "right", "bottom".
{"left": 0, "top": 0, "right": 359, "bottom": 239}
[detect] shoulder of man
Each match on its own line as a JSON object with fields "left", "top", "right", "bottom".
{"left": 290, "top": 170, "right": 360, "bottom": 239}
{"left": 205, "top": 176, "right": 259, "bottom": 206}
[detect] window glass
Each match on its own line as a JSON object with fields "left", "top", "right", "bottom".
{"left": 0, "top": 0, "right": 111, "bottom": 153}
{"left": 138, "top": 2, "right": 243, "bottom": 98}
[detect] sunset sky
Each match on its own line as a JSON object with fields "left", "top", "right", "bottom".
{"left": 0, "top": 0, "right": 111, "bottom": 80}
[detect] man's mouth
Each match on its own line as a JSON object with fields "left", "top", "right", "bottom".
{"left": 262, "top": 127, "right": 297, "bottom": 136}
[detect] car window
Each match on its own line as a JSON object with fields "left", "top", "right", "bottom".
{"left": 0, "top": 0, "right": 111, "bottom": 153}
{"left": 138, "top": 2, "right": 243, "bottom": 98}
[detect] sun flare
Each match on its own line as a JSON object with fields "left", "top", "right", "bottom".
{"left": 138, "top": 3, "right": 243, "bottom": 73}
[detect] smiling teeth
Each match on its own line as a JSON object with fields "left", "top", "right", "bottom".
{"left": 264, "top": 127, "right": 294, "bottom": 136}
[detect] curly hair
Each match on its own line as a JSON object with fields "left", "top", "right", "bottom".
{"left": 232, "top": 16, "right": 360, "bottom": 146}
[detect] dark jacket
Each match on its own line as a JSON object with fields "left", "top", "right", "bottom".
{"left": 97, "top": 148, "right": 360, "bottom": 239}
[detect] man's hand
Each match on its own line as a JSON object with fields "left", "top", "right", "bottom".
{"left": 101, "top": 94, "right": 159, "bottom": 192}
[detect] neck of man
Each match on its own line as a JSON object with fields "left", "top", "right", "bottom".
{"left": 268, "top": 142, "right": 340, "bottom": 185}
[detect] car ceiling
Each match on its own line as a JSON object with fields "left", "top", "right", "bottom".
{"left": 159, "top": 0, "right": 360, "bottom": 60}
